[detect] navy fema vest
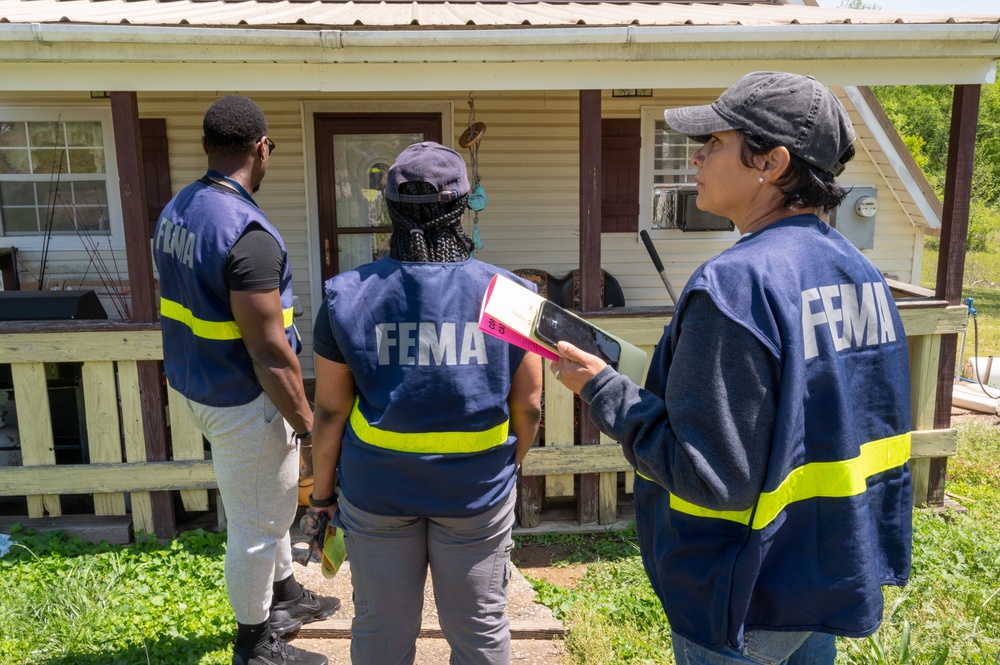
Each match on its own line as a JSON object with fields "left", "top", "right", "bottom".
{"left": 154, "top": 178, "right": 298, "bottom": 407}
{"left": 323, "top": 258, "right": 529, "bottom": 517}
{"left": 635, "top": 214, "right": 912, "bottom": 650}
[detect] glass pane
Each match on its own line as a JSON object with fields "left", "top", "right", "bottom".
{"left": 0, "top": 149, "right": 31, "bottom": 174}
{"left": 47, "top": 205, "right": 76, "bottom": 234}
{"left": 28, "top": 122, "right": 61, "bottom": 148}
{"left": 73, "top": 181, "right": 109, "bottom": 208}
{"left": 68, "top": 149, "right": 106, "bottom": 174}
{"left": 74, "top": 206, "right": 108, "bottom": 233}
{"left": 652, "top": 121, "right": 699, "bottom": 186}
{"left": 332, "top": 133, "right": 422, "bottom": 231}
{"left": 0, "top": 207, "right": 40, "bottom": 234}
{"left": 0, "top": 181, "right": 37, "bottom": 206}
{"left": 64, "top": 122, "right": 103, "bottom": 147}
{"left": 35, "top": 181, "right": 64, "bottom": 211}
{"left": 0, "top": 122, "right": 28, "bottom": 148}
{"left": 31, "top": 148, "right": 68, "bottom": 174}
{"left": 338, "top": 232, "right": 392, "bottom": 272}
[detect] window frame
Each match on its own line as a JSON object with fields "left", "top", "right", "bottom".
{"left": 638, "top": 106, "right": 740, "bottom": 239}
{"left": 0, "top": 107, "right": 125, "bottom": 251}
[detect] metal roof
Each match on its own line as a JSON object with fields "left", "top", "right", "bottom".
{"left": 2, "top": 0, "right": 997, "bottom": 29}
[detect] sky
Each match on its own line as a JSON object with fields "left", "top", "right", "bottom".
{"left": 817, "top": 0, "right": 998, "bottom": 12}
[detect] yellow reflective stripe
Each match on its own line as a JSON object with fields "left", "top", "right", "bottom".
{"left": 667, "top": 432, "right": 912, "bottom": 530}
{"left": 349, "top": 398, "right": 509, "bottom": 454}
{"left": 751, "top": 432, "right": 911, "bottom": 530}
{"left": 160, "top": 298, "right": 294, "bottom": 341}
{"left": 670, "top": 493, "right": 754, "bottom": 524}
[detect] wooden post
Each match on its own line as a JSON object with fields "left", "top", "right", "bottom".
{"left": 930, "top": 84, "right": 981, "bottom": 506}
{"left": 577, "top": 90, "right": 602, "bottom": 524}
{"left": 111, "top": 91, "right": 175, "bottom": 538}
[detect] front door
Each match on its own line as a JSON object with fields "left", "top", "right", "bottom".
{"left": 314, "top": 114, "right": 442, "bottom": 280}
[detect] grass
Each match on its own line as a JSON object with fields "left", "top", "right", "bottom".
{"left": 0, "top": 529, "right": 233, "bottom": 665}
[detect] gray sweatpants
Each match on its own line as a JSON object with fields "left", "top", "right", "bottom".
{"left": 175, "top": 391, "right": 299, "bottom": 625}
{"left": 336, "top": 489, "right": 516, "bottom": 665}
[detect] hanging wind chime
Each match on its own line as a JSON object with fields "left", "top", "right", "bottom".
{"left": 459, "top": 93, "right": 488, "bottom": 252}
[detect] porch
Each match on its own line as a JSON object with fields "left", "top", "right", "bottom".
{"left": 0, "top": 291, "right": 967, "bottom": 539}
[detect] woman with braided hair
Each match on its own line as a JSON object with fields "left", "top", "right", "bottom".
{"left": 308, "top": 142, "right": 543, "bottom": 665}
{"left": 385, "top": 180, "right": 474, "bottom": 263}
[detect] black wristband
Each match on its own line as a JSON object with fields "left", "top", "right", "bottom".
{"left": 295, "top": 431, "right": 312, "bottom": 441}
{"left": 308, "top": 492, "right": 337, "bottom": 508}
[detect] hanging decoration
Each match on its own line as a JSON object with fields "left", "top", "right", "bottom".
{"left": 459, "top": 93, "right": 488, "bottom": 252}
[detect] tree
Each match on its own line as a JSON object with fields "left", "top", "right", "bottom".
{"left": 871, "top": 83, "right": 1000, "bottom": 250}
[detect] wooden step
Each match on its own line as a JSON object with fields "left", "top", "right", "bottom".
{"left": 298, "top": 618, "right": 564, "bottom": 640}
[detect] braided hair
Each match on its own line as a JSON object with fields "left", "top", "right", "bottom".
{"left": 386, "top": 182, "right": 474, "bottom": 263}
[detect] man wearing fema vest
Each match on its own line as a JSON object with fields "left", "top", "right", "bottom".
{"left": 153, "top": 95, "right": 336, "bottom": 665}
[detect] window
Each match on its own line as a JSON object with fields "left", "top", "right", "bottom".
{"left": 650, "top": 119, "right": 701, "bottom": 230}
{"left": 0, "top": 110, "right": 122, "bottom": 249}
{"left": 640, "top": 107, "right": 736, "bottom": 235}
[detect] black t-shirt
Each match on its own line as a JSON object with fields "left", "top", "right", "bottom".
{"left": 312, "top": 298, "right": 345, "bottom": 363}
{"left": 226, "top": 223, "right": 283, "bottom": 291}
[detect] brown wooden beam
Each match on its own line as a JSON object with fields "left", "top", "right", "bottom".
{"left": 930, "top": 84, "right": 981, "bottom": 506}
{"left": 110, "top": 91, "right": 175, "bottom": 538}
{"left": 577, "top": 90, "right": 603, "bottom": 524}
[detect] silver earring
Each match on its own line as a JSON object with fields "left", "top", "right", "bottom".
{"left": 758, "top": 176, "right": 765, "bottom": 183}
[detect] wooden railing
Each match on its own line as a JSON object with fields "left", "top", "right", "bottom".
{"left": 0, "top": 322, "right": 211, "bottom": 536}
{"left": 0, "top": 300, "right": 968, "bottom": 536}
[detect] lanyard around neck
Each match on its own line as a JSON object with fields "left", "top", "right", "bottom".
{"left": 206, "top": 170, "right": 259, "bottom": 208}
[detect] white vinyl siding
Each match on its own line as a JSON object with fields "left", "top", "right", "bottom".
{"left": 1, "top": 88, "right": 928, "bottom": 365}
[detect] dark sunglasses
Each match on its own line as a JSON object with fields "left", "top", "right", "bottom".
{"left": 261, "top": 137, "right": 276, "bottom": 153}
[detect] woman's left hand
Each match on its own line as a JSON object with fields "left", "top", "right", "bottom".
{"left": 549, "top": 341, "right": 608, "bottom": 394}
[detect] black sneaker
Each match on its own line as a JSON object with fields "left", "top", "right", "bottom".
{"left": 268, "top": 587, "right": 341, "bottom": 636}
{"left": 231, "top": 632, "right": 328, "bottom": 665}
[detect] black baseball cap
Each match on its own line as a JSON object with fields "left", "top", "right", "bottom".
{"left": 664, "top": 71, "right": 856, "bottom": 176}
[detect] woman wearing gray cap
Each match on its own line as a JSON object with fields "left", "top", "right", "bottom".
{"left": 306, "top": 142, "right": 542, "bottom": 665}
{"left": 549, "top": 72, "right": 913, "bottom": 664}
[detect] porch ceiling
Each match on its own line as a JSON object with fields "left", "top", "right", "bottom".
{"left": 0, "top": 1, "right": 997, "bottom": 90}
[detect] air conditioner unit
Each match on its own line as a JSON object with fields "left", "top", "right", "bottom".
{"left": 652, "top": 187, "right": 734, "bottom": 233}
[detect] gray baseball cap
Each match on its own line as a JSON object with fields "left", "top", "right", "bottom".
{"left": 663, "top": 71, "right": 856, "bottom": 176}
{"left": 386, "top": 142, "right": 470, "bottom": 203}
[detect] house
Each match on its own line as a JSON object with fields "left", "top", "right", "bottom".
{"left": 0, "top": 0, "right": 996, "bottom": 536}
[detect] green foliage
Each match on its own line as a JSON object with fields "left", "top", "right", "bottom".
{"left": 0, "top": 528, "right": 233, "bottom": 665}
{"left": 922, "top": 245, "right": 1000, "bottom": 364}
{"left": 871, "top": 84, "right": 954, "bottom": 195}
{"left": 838, "top": 0, "right": 881, "bottom": 8}
{"left": 967, "top": 200, "right": 1000, "bottom": 253}
{"left": 872, "top": 83, "right": 1000, "bottom": 253}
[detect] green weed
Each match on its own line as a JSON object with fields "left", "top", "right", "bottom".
{"left": 0, "top": 528, "right": 233, "bottom": 665}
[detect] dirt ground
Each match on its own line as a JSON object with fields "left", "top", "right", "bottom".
{"left": 511, "top": 540, "right": 590, "bottom": 590}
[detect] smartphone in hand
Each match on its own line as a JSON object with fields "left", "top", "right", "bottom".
{"left": 533, "top": 300, "right": 622, "bottom": 369}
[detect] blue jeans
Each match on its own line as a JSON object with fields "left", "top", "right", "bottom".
{"left": 673, "top": 630, "right": 836, "bottom": 665}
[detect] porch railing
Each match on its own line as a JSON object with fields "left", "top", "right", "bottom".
{"left": 0, "top": 297, "right": 968, "bottom": 536}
